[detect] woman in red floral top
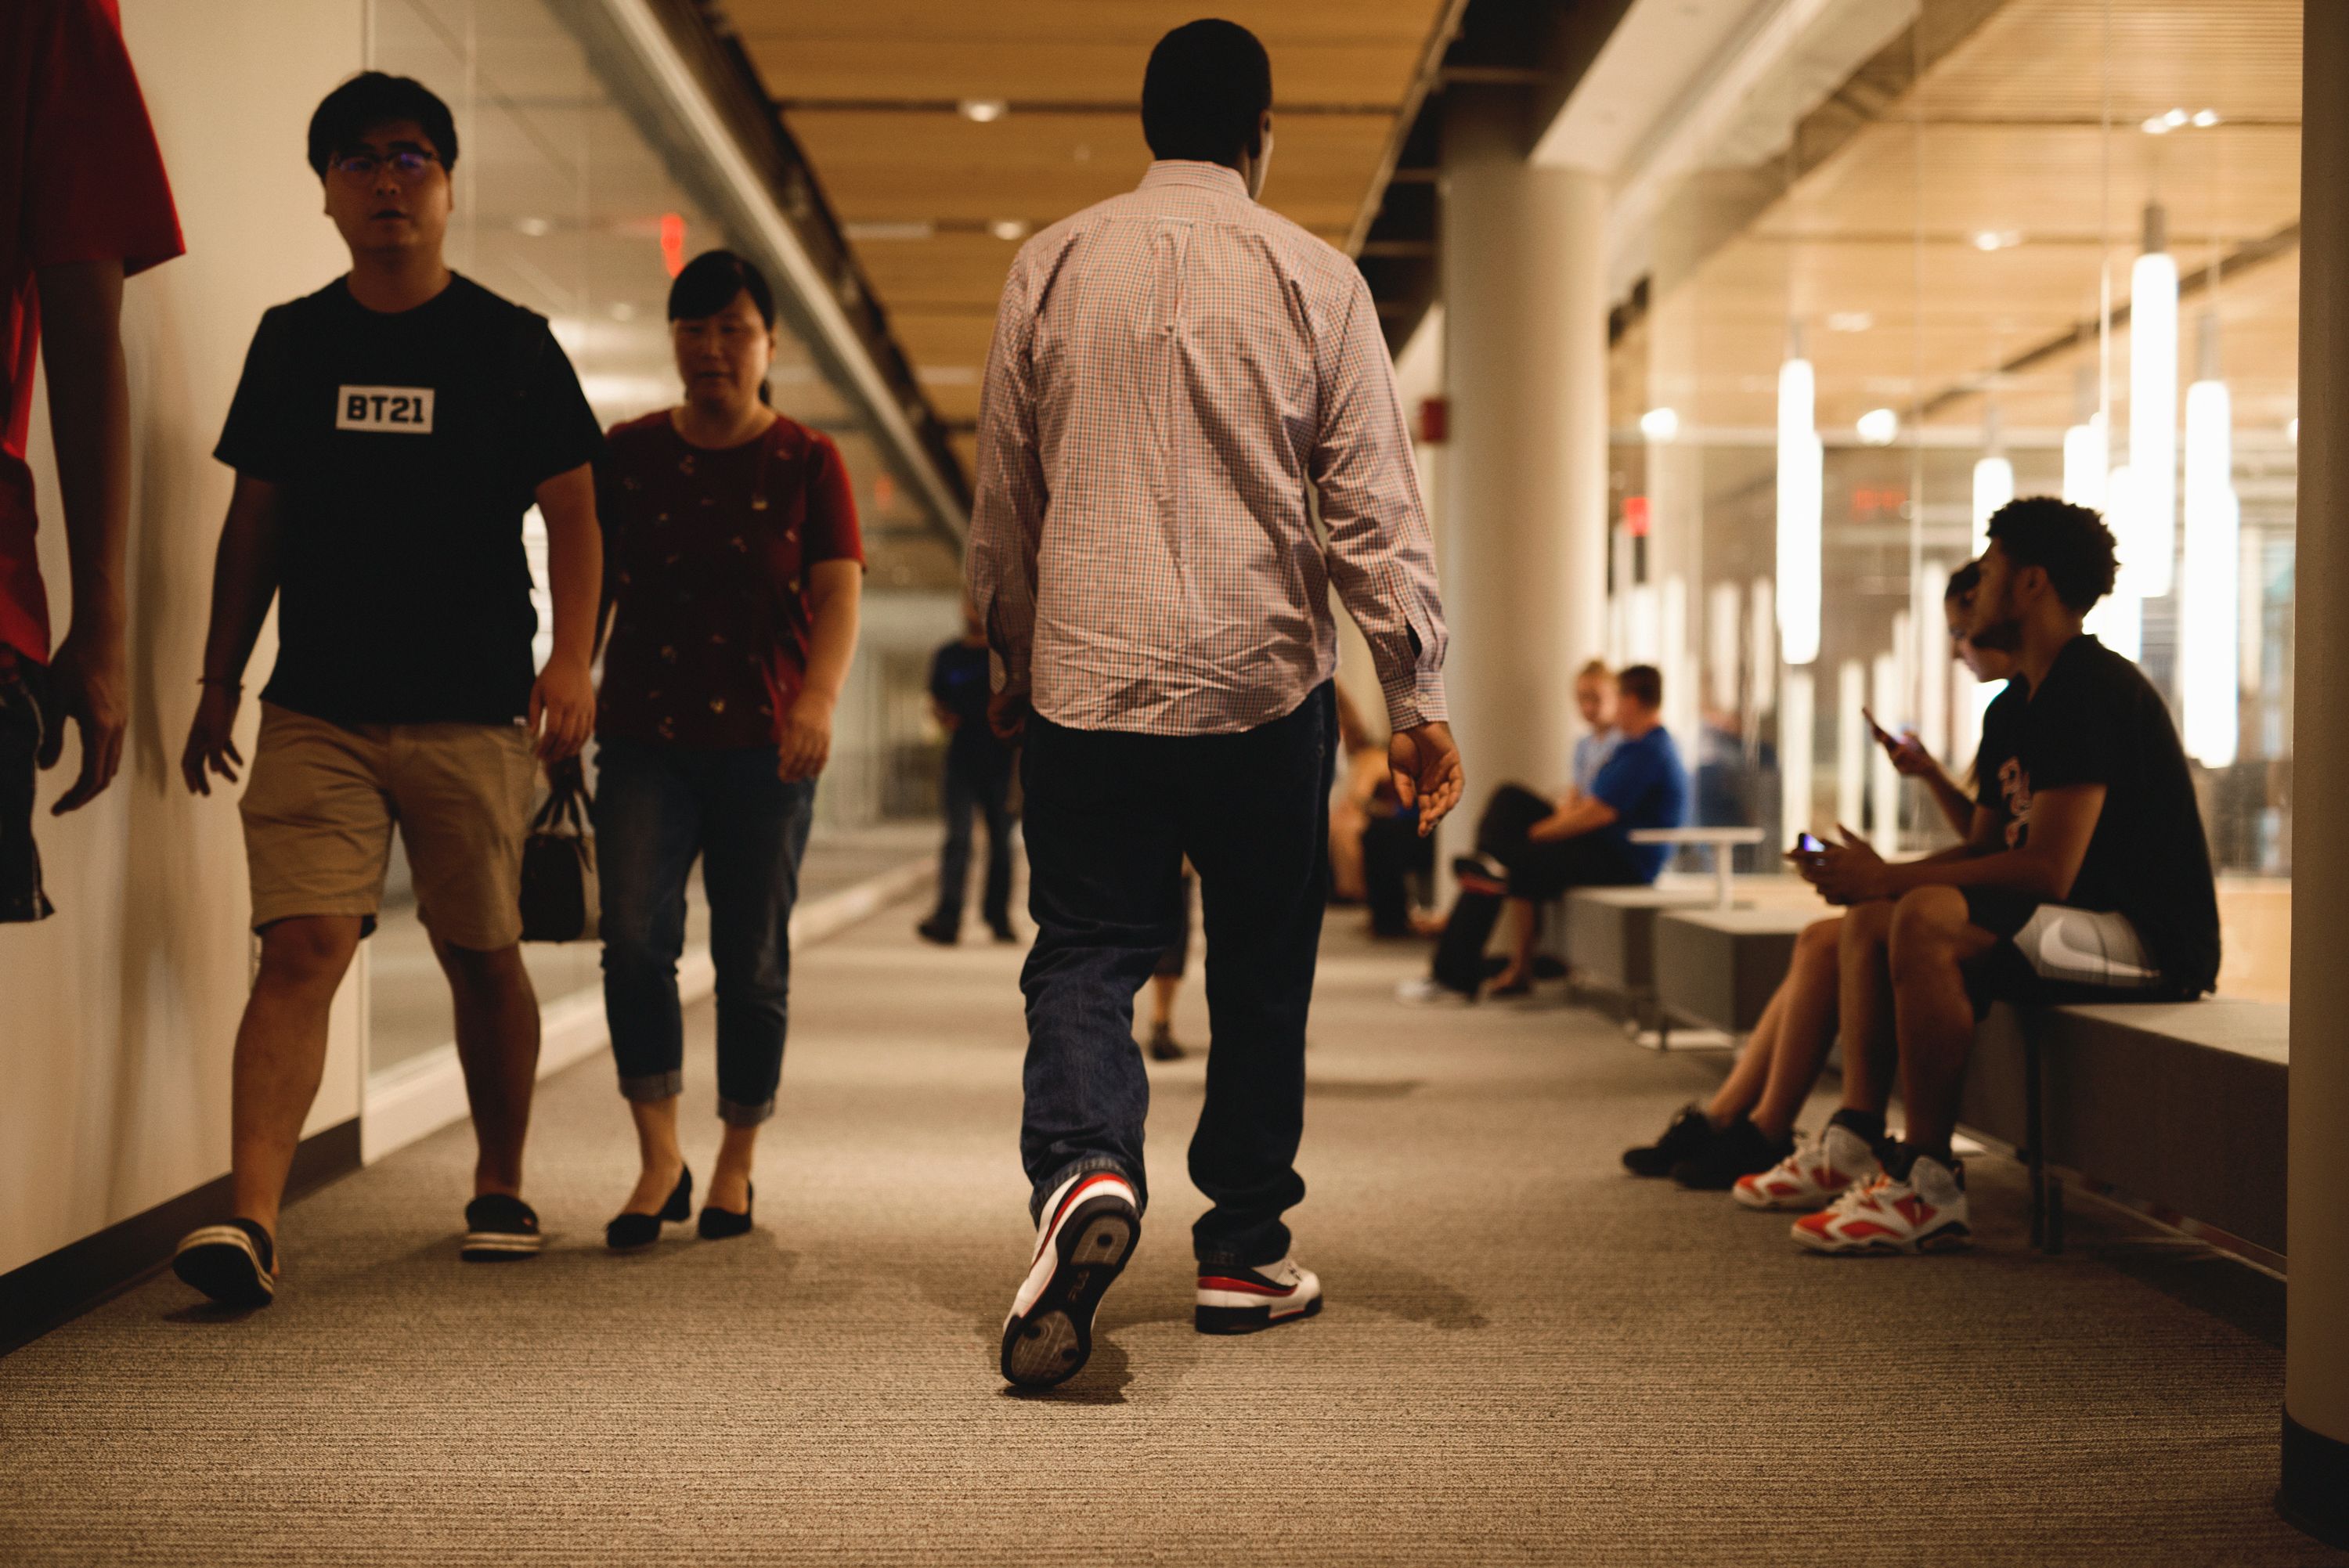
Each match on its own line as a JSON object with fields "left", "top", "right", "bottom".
{"left": 593, "top": 251, "right": 863, "bottom": 1249}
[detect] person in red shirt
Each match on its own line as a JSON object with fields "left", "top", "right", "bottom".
{"left": 1, "top": 0, "right": 183, "bottom": 921}
{"left": 593, "top": 249, "right": 864, "bottom": 1250}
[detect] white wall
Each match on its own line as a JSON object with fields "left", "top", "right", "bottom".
{"left": 0, "top": 0, "right": 367, "bottom": 1275}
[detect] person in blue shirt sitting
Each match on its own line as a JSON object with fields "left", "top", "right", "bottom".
{"left": 1405, "top": 664, "right": 1689, "bottom": 1001}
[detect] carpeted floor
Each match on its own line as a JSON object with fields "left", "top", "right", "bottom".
{"left": 0, "top": 899, "right": 2336, "bottom": 1565}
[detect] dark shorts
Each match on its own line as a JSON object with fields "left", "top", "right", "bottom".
{"left": 1961, "top": 891, "right": 2174, "bottom": 1012}
{"left": 1, "top": 657, "right": 53, "bottom": 924}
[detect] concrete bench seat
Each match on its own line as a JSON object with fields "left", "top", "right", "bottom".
{"left": 1564, "top": 887, "right": 1713, "bottom": 1026}
{"left": 1958, "top": 997, "right": 2289, "bottom": 1253}
{"left": 1653, "top": 907, "right": 1824, "bottom": 1035}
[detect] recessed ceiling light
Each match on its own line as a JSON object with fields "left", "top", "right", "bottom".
{"left": 1856, "top": 407, "right": 1900, "bottom": 446}
{"left": 2142, "top": 115, "right": 2172, "bottom": 135}
{"left": 1639, "top": 406, "right": 1680, "bottom": 442}
{"left": 958, "top": 98, "right": 1008, "bottom": 123}
{"left": 989, "top": 218, "right": 1031, "bottom": 242}
{"left": 2192, "top": 108, "right": 2222, "bottom": 128}
{"left": 1828, "top": 311, "right": 1873, "bottom": 333}
{"left": 514, "top": 216, "right": 551, "bottom": 237}
{"left": 2165, "top": 107, "right": 2190, "bottom": 128}
{"left": 1972, "top": 229, "right": 2021, "bottom": 252}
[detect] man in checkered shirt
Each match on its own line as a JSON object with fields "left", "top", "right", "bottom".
{"left": 972, "top": 19, "right": 1463, "bottom": 1390}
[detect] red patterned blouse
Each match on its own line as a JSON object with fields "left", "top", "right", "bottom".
{"left": 595, "top": 411, "right": 864, "bottom": 748}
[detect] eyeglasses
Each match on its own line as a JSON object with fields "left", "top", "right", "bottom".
{"left": 330, "top": 150, "right": 440, "bottom": 182}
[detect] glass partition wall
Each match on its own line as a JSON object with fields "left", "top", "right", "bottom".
{"left": 1609, "top": 0, "right": 2298, "bottom": 1001}
{"left": 362, "top": 0, "right": 964, "bottom": 1078}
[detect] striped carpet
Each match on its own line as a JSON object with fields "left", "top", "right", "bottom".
{"left": 0, "top": 897, "right": 2335, "bottom": 1564}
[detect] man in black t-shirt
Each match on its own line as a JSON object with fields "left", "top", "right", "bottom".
{"left": 918, "top": 601, "right": 1016, "bottom": 944}
{"left": 1794, "top": 498, "right": 2218, "bottom": 1257}
{"left": 167, "top": 73, "right": 605, "bottom": 1310}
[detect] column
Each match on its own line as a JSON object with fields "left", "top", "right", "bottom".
{"left": 1438, "top": 93, "right": 1610, "bottom": 802}
{"left": 2282, "top": 0, "right": 2349, "bottom": 1548}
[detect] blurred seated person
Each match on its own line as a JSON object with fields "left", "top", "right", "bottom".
{"left": 1402, "top": 664, "right": 1686, "bottom": 1001}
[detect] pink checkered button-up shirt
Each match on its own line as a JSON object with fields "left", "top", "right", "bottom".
{"left": 965, "top": 160, "right": 1449, "bottom": 737}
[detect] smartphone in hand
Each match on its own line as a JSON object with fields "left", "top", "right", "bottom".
{"left": 1861, "top": 706, "right": 1899, "bottom": 752}
{"left": 1794, "top": 831, "right": 1826, "bottom": 855}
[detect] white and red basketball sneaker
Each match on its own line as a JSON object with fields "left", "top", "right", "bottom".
{"left": 1791, "top": 1152, "right": 1971, "bottom": 1256}
{"left": 1195, "top": 1256, "right": 1323, "bottom": 1335}
{"left": 1001, "top": 1170, "right": 1141, "bottom": 1388}
{"left": 1733, "top": 1121, "right": 1882, "bottom": 1212}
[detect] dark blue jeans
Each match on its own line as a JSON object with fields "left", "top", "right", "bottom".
{"left": 594, "top": 737, "right": 815, "bottom": 1125}
{"left": 932, "top": 742, "right": 1013, "bottom": 932}
{"left": 1019, "top": 683, "right": 1334, "bottom": 1267}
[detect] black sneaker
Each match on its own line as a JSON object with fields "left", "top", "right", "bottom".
{"left": 916, "top": 917, "right": 958, "bottom": 946}
{"left": 1147, "top": 1022, "right": 1185, "bottom": 1062}
{"left": 460, "top": 1194, "right": 543, "bottom": 1261}
{"left": 172, "top": 1218, "right": 277, "bottom": 1307}
{"left": 988, "top": 919, "right": 1018, "bottom": 944}
{"left": 1669, "top": 1116, "right": 1792, "bottom": 1191}
{"left": 1622, "top": 1105, "right": 1718, "bottom": 1178}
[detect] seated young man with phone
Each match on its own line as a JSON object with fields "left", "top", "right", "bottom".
{"left": 1622, "top": 561, "right": 2019, "bottom": 1195}
{"left": 1788, "top": 498, "right": 2219, "bottom": 1256}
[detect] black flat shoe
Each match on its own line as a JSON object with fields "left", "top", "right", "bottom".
{"left": 698, "top": 1182, "right": 754, "bottom": 1240}
{"left": 605, "top": 1166, "right": 692, "bottom": 1252}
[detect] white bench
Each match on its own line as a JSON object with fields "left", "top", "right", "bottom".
{"left": 1629, "top": 827, "right": 1768, "bottom": 909}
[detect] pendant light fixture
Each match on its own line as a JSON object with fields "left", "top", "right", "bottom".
{"left": 2128, "top": 202, "right": 2178, "bottom": 597}
{"left": 2180, "top": 312, "right": 2240, "bottom": 766}
{"left": 1776, "top": 326, "right": 1822, "bottom": 666}
{"left": 1971, "top": 402, "right": 2014, "bottom": 557}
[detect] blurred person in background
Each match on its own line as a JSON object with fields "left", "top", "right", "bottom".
{"left": 591, "top": 249, "right": 864, "bottom": 1252}
{"left": 919, "top": 600, "right": 1016, "bottom": 946}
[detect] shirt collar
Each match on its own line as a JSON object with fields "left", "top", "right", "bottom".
{"left": 1138, "top": 160, "right": 1250, "bottom": 200}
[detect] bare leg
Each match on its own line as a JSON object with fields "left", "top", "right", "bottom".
{"left": 1835, "top": 900, "right": 1900, "bottom": 1115}
{"left": 1886, "top": 888, "right": 2000, "bottom": 1155}
{"left": 1150, "top": 973, "right": 1179, "bottom": 1031}
{"left": 1707, "top": 986, "right": 1783, "bottom": 1126}
{"left": 1329, "top": 798, "right": 1369, "bottom": 901}
{"left": 229, "top": 916, "right": 365, "bottom": 1238}
{"left": 618, "top": 1094, "right": 686, "bottom": 1213}
{"left": 435, "top": 938, "right": 539, "bottom": 1199}
{"left": 1749, "top": 916, "right": 1845, "bottom": 1141}
{"left": 709, "top": 1123, "right": 759, "bottom": 1213}
{"left": 1489, "top": 898, "right": 1539, "bottom": 988}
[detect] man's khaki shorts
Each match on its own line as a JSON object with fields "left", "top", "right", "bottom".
{"left": 240, "top": 702, "right": 537, "bottom": 950}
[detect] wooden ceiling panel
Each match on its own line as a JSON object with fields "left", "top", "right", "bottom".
{"left": 734, "top": 1, "right": 1435, "bottom": 106}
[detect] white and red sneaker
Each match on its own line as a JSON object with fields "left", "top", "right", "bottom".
{"left": 1001, "top": 1170, "right": 1141, "bottom": 1388}
{"left": 1195, "top": 1256, "right": 1322, "bottom": 1335}
{"left": 1791, "top": 1152, "right": 1971, "bottom": 1255}
{"left": 1733, "top": 1122, "right": 1882, "bottom": 1212}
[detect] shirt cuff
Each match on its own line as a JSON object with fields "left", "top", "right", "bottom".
{"left": 1380, "top": 667, "right": 1447, "bottom": 732}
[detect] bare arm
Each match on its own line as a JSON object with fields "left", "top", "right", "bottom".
{"left": 34, "top": 259, "right": 131, "bottom": 811}
{"left": 1529, "top": 796, "right": 1618, "bottom": 844}
{"left": 1878, "top": 784, "right": 2104, "bottom": 903}
{"left": 530, "top": 463, "right": 600, "bottom": 761}
{"left": 180, "top": 474, "right": 287, "bottom": 795}
{"left": 779, "top": 558, "right": 862, "bottom": 783}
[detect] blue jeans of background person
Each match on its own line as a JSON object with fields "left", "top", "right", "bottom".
{"left": 1018, "top": 683, "right": 1334, "bottom": 1267}
{"left": 595, "top": 736, "right": 815, "bottom": 1126}
{"left": 932, "top": 743, "right": 1013, "bottom": 932}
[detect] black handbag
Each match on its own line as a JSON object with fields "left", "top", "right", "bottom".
{"left": 519, "top": 759, "right": 598, "bottom": 943}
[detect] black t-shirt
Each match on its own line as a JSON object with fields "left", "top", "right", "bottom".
{"left": 1983, "top": 635, "right": 2221, "bottom": 994}
{"left": 930, "top": 640, "right": 1005, "bottom": 766}
{"left": 215, "top": 275, "right": 604, "bottom": 724}
{"left": 1972, "top": 677, "right": 2026, "bottom": 839}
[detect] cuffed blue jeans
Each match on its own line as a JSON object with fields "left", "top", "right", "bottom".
{"left": 1017, "top": 683, "right": 1335, "bottom": 1267}
{"left": 594, "top": 736, "right": 815, "bottom": 1126}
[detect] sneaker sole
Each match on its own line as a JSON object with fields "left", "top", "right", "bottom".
{"left": 1793, "top": 1221, "right": 1972, "bottom": 1256}
{"left": 999, "top": 1198, "right": 1138, "bottom": 1389}
{"left": 1195, "top": 1293, "right": 1323, "bottom": 1336}
{"left": 1734, "top": 1184, "right": 1845, "bottom": 1212}
{"left": 171, "top": 1227, "right": 276, "bottom": 1307}
{"left": 460, "top": 1231, "right": 546, "bottom": 1262}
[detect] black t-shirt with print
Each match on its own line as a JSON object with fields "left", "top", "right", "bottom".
{"left": 1971, "top": 676, "right": 2026, "bottom": 838}
{"left": 1980, "top": 634, "right": 2221, "bottom": 994}
{"left": 215, "top": 275, "right": 604, "bottom": 725}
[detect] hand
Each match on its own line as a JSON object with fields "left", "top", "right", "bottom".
{"left": 181, "top": 682, "right": 244, "bottom": 797}
{"left": 987, "top": 686, "right": 1030, "bottom": 744}
{"left": 39, "top": 626, "right": 127, "bottom": 813}
{"left": 1885, "top": 729, "right": 1941, "bottom": 782}
{"left": 1797, "top": 823, "right": 1890, "bottom": 905}
{"left": 528, "top": 654, "right": 595, "bottom": 762}
{"left": 778, "top": 690, "right": 835, "bottom": 782}
{"left": 1389, "top": 720, "right": 1464, "bottom": 837}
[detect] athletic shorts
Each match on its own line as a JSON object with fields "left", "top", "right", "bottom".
{"left": 240, "top": 702, "right": 536, "bottom": 950}
{"left": 1961, "top": 889, "right": 2173, "bottom": 1012}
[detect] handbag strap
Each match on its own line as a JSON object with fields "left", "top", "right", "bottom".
{"left": 532, "top": 757, "right": 594, "bottom": 835}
